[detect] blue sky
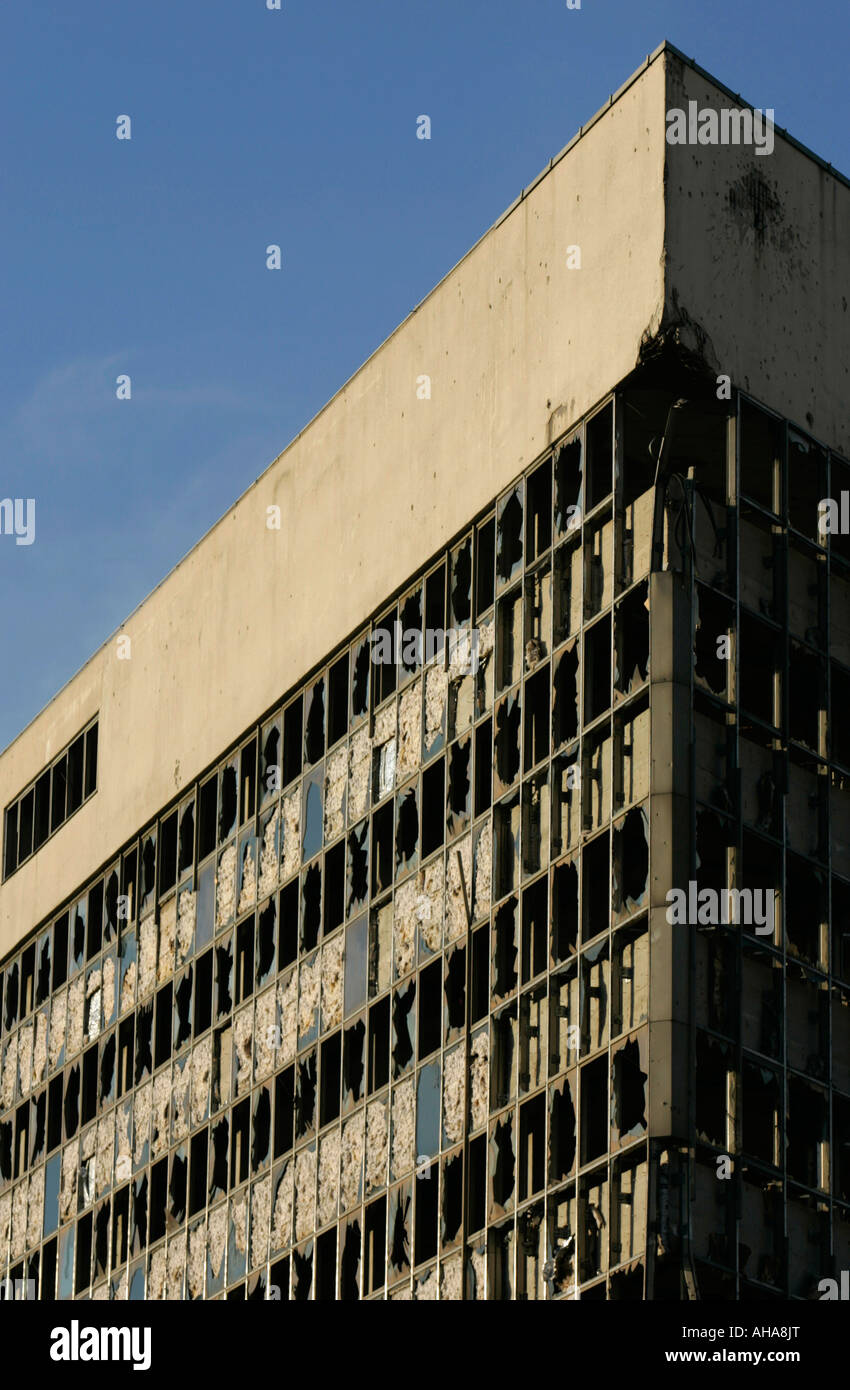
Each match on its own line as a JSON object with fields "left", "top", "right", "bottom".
{"left": 1, "top": 0, "right": 848, "bottom": 752}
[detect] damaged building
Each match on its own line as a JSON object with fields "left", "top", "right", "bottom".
{"left": 0, "top": 43, "right": 849, "bottom": 1300}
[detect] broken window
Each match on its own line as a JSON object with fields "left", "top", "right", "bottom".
{"left": 446, "top": 737, "right": 470, "bottom": 840}
{"left": 521, "top": 771, "right": 549, "bottom": 879}
{"left": 583, "top": 615, "right": 610, "bottom": 725}
{"left": 554, "top": 432, "right": 582, "bottom": 538}
{"left": 740, "top": 398, "right": 782, "bottom": 513}
{"left": 347, "top": 822, "right": 369, "bottom": 917}
{"left": 520, "top": 877, "right": 547, "bottom": 984}
{"left": 583, "top": 513, "right": 613, "bottom": 621}
{"left": 391, "top": 980, "right": 415, "bottom": 1077}
{"left": 493, "top": 792, "right": 520, "bottom": 900}
{"left": 612, "top": 920, "right": 648, "bottom": 1037}
{"left": 553, "top": 538, "right": 582, "bottom": 647}
{"left": 495, "top": 586, "right": 522, "bottom": 694}
{"left": 695, "top": 1032, "right": 730, "bottom": 1148}
{"left": 491, "top": 1003, "right": 517, "bottom": 1110}
{"left": 494, "top": 692, "right": 521, "bottom": 794}
{"left": 474, "top": 519, "right": 495, "bottom": 618}
{"left": 611, "top": 1034, "right": 647, "bottom": 1146}
{"left": 518, "top": 983, "right": 547, "bottom": 1097}
{"left": 613, "top": 583, "right": 648, "bottom": 698}
{"left": 218, "top": 764, "right": 238, "bottom": 847}
{"left": 612, "top": 806, "right": 648, "bottom": 919}
{"left": 585, "top": 402, "right": 613, "bottom": 513}
{"left": 788, "top": 430, "right": 827, "bottom": 544}
{"left": 523, "top": 666, "right": 550, "bottom": 772}
{"left": 496, "top": 487, "right": 523, "bottom": 588}
{"left": 581, "top": 831, "right": 609, "bottom": 942}
{"left": 580, "top": 940, "right": 609, "bottom": 1056}
{"left": 449, "top": 537, "right": 472, "bottom": 628}
{"left": 740, "top": 612, "right": 780, "bottom": 727}
{"left": 395, "top": 786, "right": 418, "bottom": 874}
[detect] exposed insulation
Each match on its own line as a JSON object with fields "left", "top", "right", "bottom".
{"left": 373, "top": 702, "right": 396, "bottom": 747}
{"left": 420, "top": 859, "right": 444, "bottom": 954}
{"left": 340, "top": 1112, "right": 364, "bottom": 1212}
{"left": 318, "top": 1128, "right": 340, "bottom": 1228}
{"left": 448, "top": 631, "right": 476, "bottom": 679}
{"left": 232, "top": 1190, "right": 248, "bottom": 1257}
{"left": 271, "top": 1162, "right": 294, "bottom": 1251}
{"left": 0, "top": 1192, "right": 10, "bottom": 1255}
{"left": 254, "top": 989, "right": 276, "bottom": 1082}
{"left": 294, "top": 1146, "right": 316, "bottom": 1241}
{"left": 258, "top": 806, "right": 280, "bottom": 900}
{"left": 85, "top": 969, "right": 102, "bottom": 1043}
{"left": 148, "top": 1246, "right": 166, "bottom": 1300}
{"left": 478, "top": 616, "right": 495, "bottom": 662}
{"left": 391, "top": 1284, "right": 413, "bottom": 1301}
{"left": 277, "top": 969, "right": 298, "bottom": 1064}
{"left": 102, "top": 956, "right": 116, "bottom": 1024}
{"left": 96, "top": 1116, "right": 114, "bottom": 1195}
{"left": 32, "top": 1017, "right": 48, "bottom": 1104}
{"left": 324, "top": 745, "right": 347, "bottom": 841}
{"left": 470, "top": 1030, "right": 489, "bottom": 1130}
{"left": 151, "top": 1069, "right": 171, "bottom": 1156}
{"left": 215, "top": 845, "right": 237, "bottom": 928}
{"left": 348, "top": 726, "right": 371, "bottom": 823}
{"left": 393, "top": 877, "right": 418, "bottom": 978}
{"left": 172, "top": 1061, "right": 191, "bottom": 1142}
{"left": 281, "top": 788, "right": 301, "bottom": 881}
{"left": 12, "top": 1178, "right": 28, "bottom": 1259}
{"left": 188, "top": 1221, "right": 206, "bottom": 1299}
{"left": 441, "top": 1255, "right": 463, "bottom": 1301}
{"left": 18, "top": 1021, "right": 33, "bottom": 1098}
{"left": 443, "top": 1044, "right": 465, "bottom": 1145}
{"left": 251, "top": 1173, "right": 271, "bottom": 1269}
{"left": 0, "top": 1033, "right": 16, "bottom": 1109}
{"left": 473, "top": 819, "right": 492, "bottom": 920}
{"left": 167, "top": 1236, "right": 185, "bottom": 1300}
{"left": 238, "top": 838, "right": 257, "bottom": 916}
{"left": 134, "top": 1081, "right": 152, "bottom": 1165}
{"left": 234, "top": 1005, "right": 254, "bottom": 1096}
{"left": 365, "top": 1100, "right": 388, "bottom": 1193}
{"left": 157, "top": 897, "right": 177, "bottom": 984}
{"left": 138, "top": 915, "right": 157, "bottom": 1000}
{"left": 469, "top": 1245, "right": 486, "bottom": 1299}
{"left": 67, "top": 975, "right": 85, "bottom": 1056}
{"left": 92, "top": 1282, "right": 108, "bottom": 1301}
{"left": 415, "top": 1268, "right": 438, "bottom": 1300}
{"left": 425, "top": 665, "right": 448, "bottom": 750}
{"left": 391, "top": 1075, "right": 416, "bottom": 1179}
{"left": 115, "top": 1102, "right": 132, "bottom": 1183}
{"left": 446, "top": 835, "right": 472, "bottom": 942}
{"left": 321, "top": 934, "right": 344, "bottom": 1031}
{"left": 81, "top": 1123, "right": 96, "bottom": 1163}
{"left": 112, "top": 1270, "right": 129, "bottom": 1301}
{"left": 60, "top": 1144, "right": 77, "bottom": 1224}
{"left": 49, "top": 988, "right": 67, "bottom": 1069}
{"left": 398, "top": 680, "right": 423, "bottom": 779}
{"left": 298, "top": 953, "right": 320, "bottom": 1039}
{"left": 207, "top": 1204, "right": 227, "bottom": 1283}
{"left": 191, "top": 1035, "right": 212, "bottom": 1128}
{"left": 120, "top": 961, "right": 136, "bottom": 1016}
{"left": 176, "top": 890, "right": 196, "bottom": 968}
